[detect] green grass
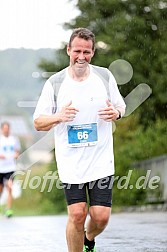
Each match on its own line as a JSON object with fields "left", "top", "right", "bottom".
{"left": 11, "top": 164, "right": 65, "bottom": 216}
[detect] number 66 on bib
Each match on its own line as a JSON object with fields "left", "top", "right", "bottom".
{"left": 67, "top": 123, "right": 98, "bottom": 147}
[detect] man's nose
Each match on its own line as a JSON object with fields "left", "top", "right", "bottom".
{"left": 78, "top": 52, "right": 85, "bottom": 59}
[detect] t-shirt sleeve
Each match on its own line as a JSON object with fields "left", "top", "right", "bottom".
{"left": 108, "top": 70, "right": 126, "bottom": 117}
{"left": 14, "top": 136, "right": 21, "bottom": 152}
{"left": 33, "top": 80, "right": 55, "bottom": 120}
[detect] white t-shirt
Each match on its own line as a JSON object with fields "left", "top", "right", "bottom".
{"left": 34, "top": 65, "right": 126, "bottom": 184}
{"left": 0, "top": 135, "right": 20, "bottom": 173}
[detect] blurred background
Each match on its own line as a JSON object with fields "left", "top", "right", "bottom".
{"left": 0, "top": 0, "right": 167, "bottom": 216}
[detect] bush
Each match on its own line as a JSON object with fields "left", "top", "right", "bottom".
{"left": 113, "top": 117, "right": 166, "bottom": 206}
{"left": 40, "top": 159, "right": 67, "bottom": 214}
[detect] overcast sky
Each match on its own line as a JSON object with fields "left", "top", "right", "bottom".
{"left": 0, "top": 0, "right": 79, "bottom": 50}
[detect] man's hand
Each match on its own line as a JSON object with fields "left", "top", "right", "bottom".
{"left": 58, "top": 101, "right": 79, "bottom": 122}
{"left": 14, "top": 151, "right": 20, "bottom": 159}
{"left": 0, "top": 154, "right": 6, "bottom": 159}
{"left": 98, "top": 100, "right": 120, "bottom": 122}
{"left": 34, "top": 101, "right": 79, "bottom": 131}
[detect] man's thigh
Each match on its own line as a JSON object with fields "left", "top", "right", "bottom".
{"left": 88, "top": 175, "right": 113, "bottom": 207}
{"left": 63, "top": 175, "right": 113, "bottom": 207}
{"left": 0, "top": 173, "right": 4, "bottom": 185}
{"left": 0, "top": 174, "right": 5, "bottom": 193}
{"left": 63, "top": 183, "right": 87, "bottom": 205}
{"left": 4, "top": 172, "right": 14, "bottom": 181}
{"left": 0, "top": 172, "right": 14, "bottom": 190}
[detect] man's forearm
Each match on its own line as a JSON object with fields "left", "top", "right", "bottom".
{"left": 34, "top": 114, "right": 61, "bottom": 131}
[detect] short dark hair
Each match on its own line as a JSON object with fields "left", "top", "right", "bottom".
{"left": 1, "top": 121, "right": 10, "bottom": 128}
{"left": 68, "top": 28, "right": 95, "bottom": 50}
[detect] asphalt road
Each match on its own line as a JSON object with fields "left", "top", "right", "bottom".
{"left": 0, "top": 212, "right": 167, "bottom": 252}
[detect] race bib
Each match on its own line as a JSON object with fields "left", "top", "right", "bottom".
{"left": 67, "top": 123, "right": 98, "bottom": 147}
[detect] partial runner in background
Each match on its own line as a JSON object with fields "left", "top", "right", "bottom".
{"left": 0, "top": 122, "right": 21, "bottom": 217}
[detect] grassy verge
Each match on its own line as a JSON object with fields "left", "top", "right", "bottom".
{"left": 11, "top": 164, "right": 66, "bottom": 216}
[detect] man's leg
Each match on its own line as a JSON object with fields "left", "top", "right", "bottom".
{"left": 0, "top": 174, "right": 4, "bottom": 197}
{"left": 85, "top": 205, "right": 111, "bottom": 241}
{"left": 6, "top": 178, "right": 13, "bottom": 210}
{"left": 66, "top": 202, "right": 88, "bottom": 252}
{"left": 0, "top": 184, "right": 4, "bottom": 196}
{"left": 84, "top": 175, "right": 113, "bottom": 247}
{"left": 0, "top": 174, "right": 4, "bottom": 214}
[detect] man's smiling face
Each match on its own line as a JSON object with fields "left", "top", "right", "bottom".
{"left": 67, "top": 37, "right": 94, "bottom": 75}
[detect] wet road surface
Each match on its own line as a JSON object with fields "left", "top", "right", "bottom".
{"left": 0, "top": 212, "right": 167, "bottom": 252}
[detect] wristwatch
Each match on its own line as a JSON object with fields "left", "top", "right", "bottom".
{"left": 116, "top": 110, "right": 122, "bottom": 120}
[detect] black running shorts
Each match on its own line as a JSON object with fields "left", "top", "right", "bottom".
{"left": 0, "top": 172, "right": 14, "bottom": 185}
{"left": 63, "top": 175, "right": 113, "bottom": 207}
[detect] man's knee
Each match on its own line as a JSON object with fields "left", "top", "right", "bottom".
{"left": 90, "top": 206, "right": 111, "bottom": 227}
{"left": 6, "top": 180, "right": 13, "bottom": 192}
{"left": 68, "top": 202, "right": 88, "bottom": 226}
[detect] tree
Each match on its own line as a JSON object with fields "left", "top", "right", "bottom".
{"left": 38, "top": 47, "right": 69, "bottom": 74}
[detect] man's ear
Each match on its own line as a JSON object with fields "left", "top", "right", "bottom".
{"left": 91, "top": 49, "right": 95, "bottom": 57}
{"left": 67, "top": 45, "right": 70, "bottom": 56}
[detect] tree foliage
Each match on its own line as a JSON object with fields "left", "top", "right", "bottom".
{"left": 113, "top": 116, "right": 166, "bottom": 205}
